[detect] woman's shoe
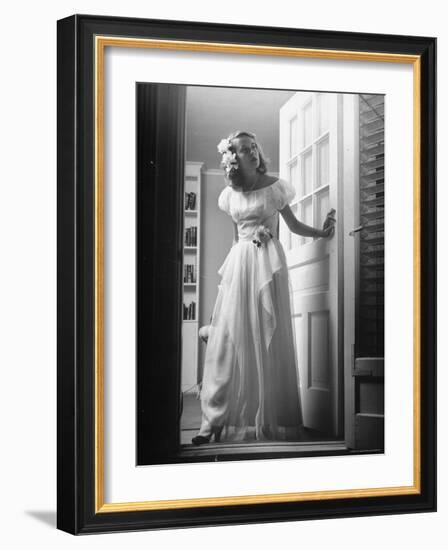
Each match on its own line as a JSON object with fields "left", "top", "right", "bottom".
{"left": 192, "top": 426, "right": 223, "bottom": 446}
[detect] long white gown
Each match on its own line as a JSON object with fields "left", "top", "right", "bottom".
{"left": 198, "top": 178, "right": 303, "bottom": 442}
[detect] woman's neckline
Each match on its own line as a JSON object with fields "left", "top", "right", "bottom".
{"left": 233, "top": 178, "right": 280, "bottom": 194}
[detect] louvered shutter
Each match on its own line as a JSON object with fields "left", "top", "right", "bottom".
{"left": 358, "top": 94, "right": 384, "bottom": 357}
{"left": 352, "top": 94, "right": 385, "bottom": 450}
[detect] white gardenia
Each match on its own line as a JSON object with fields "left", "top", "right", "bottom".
{"left": 222, "top": 151, "right": 237, "bottom": 164}
{"left": 217, "top": 138, "right": 232, "bottom": 154}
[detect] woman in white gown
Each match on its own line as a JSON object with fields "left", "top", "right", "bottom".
{"left": 192, "top": 131, "right": 335, "bottom": 445}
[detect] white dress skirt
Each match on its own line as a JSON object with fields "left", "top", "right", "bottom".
{"left": 198, "top": 178, "right": 303, "bottom": 442}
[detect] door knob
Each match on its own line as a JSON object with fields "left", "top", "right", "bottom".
{"left": 349, "top": 225, "right": 365, "bottom": 236}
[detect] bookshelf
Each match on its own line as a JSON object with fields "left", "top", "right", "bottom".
{"left": 182, "top": 162, "right": 203, "bottom": 394}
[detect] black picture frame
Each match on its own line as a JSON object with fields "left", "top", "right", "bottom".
{"left": 57, "top": 14, "right": 436, "bottom": 534}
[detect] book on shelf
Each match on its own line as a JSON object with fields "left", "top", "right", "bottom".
{"left": 184, "top": 191, "right": 197, "bottom": 211}
{"left": 184, "top": 226, "right": 197, "bottom": 247}
{"left": 183, "top": 264, "right": 196, "bottom": 283}
{"left": 183, "top": 301, "right": 196, "bottom": 320}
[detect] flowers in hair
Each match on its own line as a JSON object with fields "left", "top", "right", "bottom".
{"left": 217, "top": 138, "right": 239, "bottom": 177}
{"left": 217, "top": 138, "right": 232, "bottom": 154}
{"left": 252, "top": 225, "right": 273, "bottom": 248}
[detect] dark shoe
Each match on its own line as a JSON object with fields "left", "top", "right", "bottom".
{"left": 192, "top": 426, "right": 223, "bottom": 445}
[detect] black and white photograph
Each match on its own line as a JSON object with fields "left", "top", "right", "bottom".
{"left": 54, "top": 10, "right": 435, "bottom": 536}
{"left": 137, "top": 83, "right": 385, "bottom": 464}
{"left": 0, "top": 0, "right": 441, "bottom": 543}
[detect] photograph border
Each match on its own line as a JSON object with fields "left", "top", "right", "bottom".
{"left": 57, "top": 14, "right": 436, "bottom": 534}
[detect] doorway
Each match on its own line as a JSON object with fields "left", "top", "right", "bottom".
{"left": 136, "top": 82, "right": 384, "bottom": 465}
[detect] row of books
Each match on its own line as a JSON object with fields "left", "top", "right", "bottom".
{"left": 185, "top": 192, "right": 197, "bottom": 211}
{"left": 184, "top": 264, "right": 196, "bottom": 283}
{"left": 183, "top": 301, "right": 196, "bottom": 321}
{"left": 185, "top": 226, "right": 197, "bottom": 247}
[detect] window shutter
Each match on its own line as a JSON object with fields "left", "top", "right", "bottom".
{"left": 357, "top": 94, "right": 384, "bottom": 358}
{"left": 351, "top": 94, "right": 385, "bottom": 451}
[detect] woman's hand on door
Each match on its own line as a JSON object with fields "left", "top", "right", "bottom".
{"left": 321, "top": 209, "right": 336, "bottom": 238}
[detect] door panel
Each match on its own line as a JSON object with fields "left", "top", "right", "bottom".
{"left": 279, "top": 92, "right": 342, "bottom": 437}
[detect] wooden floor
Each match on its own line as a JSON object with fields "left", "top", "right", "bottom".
{"left": 180, "top": 392, "right": 338, "bottom": 447}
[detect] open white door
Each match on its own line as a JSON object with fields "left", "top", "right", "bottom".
{"left": 279, "top": 92, "right": 343, "bottom": 437}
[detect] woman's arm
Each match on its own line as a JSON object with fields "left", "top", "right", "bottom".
{"left": 280, "top": 205, "right": 335, "bottom": 238}
{"left": 232, "top": 221, "right": 239, "bottom": 245}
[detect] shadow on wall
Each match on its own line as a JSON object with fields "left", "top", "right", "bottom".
{"left": 25, "top": 510, "right": 56, "bottom": 528}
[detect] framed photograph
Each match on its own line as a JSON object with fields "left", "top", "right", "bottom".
{"left": 57, "top": 14, "right": 436, "bottom": 534}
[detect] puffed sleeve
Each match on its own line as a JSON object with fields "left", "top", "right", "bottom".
{"left": 218, "top": 186, "right": 231, "bottom": 214}
{"left": 272, "top": 179, "right": 296, "bottom": 210}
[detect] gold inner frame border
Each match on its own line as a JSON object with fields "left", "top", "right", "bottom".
{"left": 94, "top": 35, "right": 422, "bottom": 513}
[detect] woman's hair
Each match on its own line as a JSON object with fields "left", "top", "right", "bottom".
{"left": 222, "top": 130, "right": 269, "bottom": 187}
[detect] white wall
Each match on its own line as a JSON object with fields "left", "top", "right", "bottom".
{"left": 198, "top": 172, "right": 232, "bottom": 345}
{"left": 0, "top": 1, "right": 444, "bottom": 548}
{"left": 186, "top": 85, "right": 293, "bottom": 171}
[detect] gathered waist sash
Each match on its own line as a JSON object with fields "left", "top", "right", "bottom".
{"left": 237, "top": 234, "right": 278, "bottom": 243}
{"left": 237, "top": 223, "right": 278, "bottom": 244}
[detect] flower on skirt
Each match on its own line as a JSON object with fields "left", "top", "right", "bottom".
{"left": 252, "top": 225, "right": 273, "bottom": 248}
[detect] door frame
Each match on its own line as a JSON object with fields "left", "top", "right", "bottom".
{"left": 342, "top": 94, "right": 360, "bottom": 448}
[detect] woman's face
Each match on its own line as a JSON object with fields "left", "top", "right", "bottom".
{"left": 232, "top": 136, "right": 260, "bottom": 172}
